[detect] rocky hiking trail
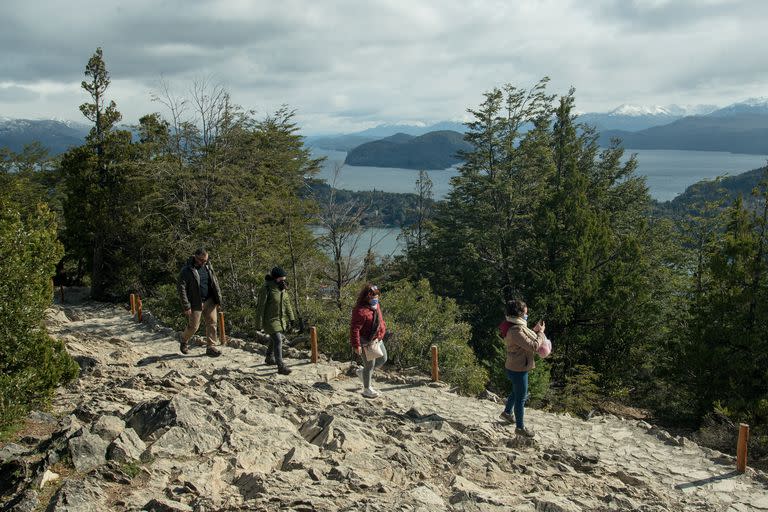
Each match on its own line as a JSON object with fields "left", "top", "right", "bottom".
{"left": 2, "top": 298, "right": 768, "bottom": 511}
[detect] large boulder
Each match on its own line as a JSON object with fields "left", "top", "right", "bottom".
{"left": 68, "top": 430, "right": 109, "bottom": 473}
{"left": 46, "top": 479, "right": 106, "bottom": 512}
{"left": 107, "top": 428, "right": 146, "bottom": 463}
{"left": 299, "top": 412, "right": 370, "bottom": 452}
{"left": 91, "top": 415, "right": 125, "bottom": 442}
{"left": 123, "top": 397, "right": 175, "bottom": 440}
{"left": 125, "top": 395, "right": 224, "bottom": 457}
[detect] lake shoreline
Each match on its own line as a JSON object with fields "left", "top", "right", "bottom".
{"left": 313, "top": 148, "right": 768, "bottom": 203}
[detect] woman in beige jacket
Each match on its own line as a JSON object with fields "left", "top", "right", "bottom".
{"left": 500, "top": 299, "right": 545, "bottom": 437}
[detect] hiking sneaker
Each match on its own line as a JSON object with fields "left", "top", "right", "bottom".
{"left": 515, "top": 426, "right": 535, "bottom": 438}
{"left": 265, "top": 354, "right": 275, "bottom": 366}
{"left": 277, "top": 365, "right": 292, "bottom": 375}
{"left": 356, "top": 366, "right": 364, "bottom": 381}
{"left": 178, "top": 333, "right": 189, "bottom": 355}
{"left": 206, "top": 345, "right": 221, "bottom": 357}
{"left": 499, "top": 411, "right": 515, "bottom": 423}
{"left": 362, "top": 387, "right": 380, "bottom": 399}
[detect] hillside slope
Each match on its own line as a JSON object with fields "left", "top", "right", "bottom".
{"left": 1, "top": 294, "right": 767, "bottom": 511}
{"left": 599, "top": 113, "right": 768, "bottom": 154}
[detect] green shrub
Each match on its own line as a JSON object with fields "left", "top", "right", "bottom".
{"left": 381, "top": 279, "right": 488, "bottom": 394}
{"left": 554, "top": 364, "right": 601, "bottom": 417}
{"left": 300, "top": 284, "right": 358, "bottom": 360}
{"left": 143, "top": 283, "right": 186, "bottom": 332}
{"left": 0, "top": 197, "right": 79, "bottom": 431}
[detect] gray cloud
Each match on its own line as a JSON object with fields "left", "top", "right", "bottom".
{"left": 0, "top": 85, "right": 39, "bottom": 103}
{"left": 1, "top": 0, "right": 766, "bottom": 133}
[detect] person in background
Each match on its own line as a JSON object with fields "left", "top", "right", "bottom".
{"left": 177, "top": 248, "right": 223, "bottom": 357}
{"left": 349, "top": 283, "right": 387, "bottom": 398}
{"left": 499, "top": 298, "right": 544, "bottom": 437}
{"left": 255, "top": 266, "right": 296, "bottom": 375}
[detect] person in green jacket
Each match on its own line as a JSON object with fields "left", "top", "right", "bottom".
{"left": 255, "top": 266, "right": 296, "bottom": 375}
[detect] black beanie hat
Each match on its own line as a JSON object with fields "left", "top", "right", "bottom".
{"left": 270, "top": 266, "right": 287, "bottom": 278}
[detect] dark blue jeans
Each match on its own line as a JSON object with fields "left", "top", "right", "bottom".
{"left": 504, "top": 369, "right": 528, "bottom": 429}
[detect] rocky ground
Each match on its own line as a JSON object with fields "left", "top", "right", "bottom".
{"left": 2, "top": 295, "right": 768, "bottom": 511}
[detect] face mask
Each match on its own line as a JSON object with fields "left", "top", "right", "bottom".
{"left": 523, "top": 314, "right": 528, "bottom": 321}
{"left": 277, "top": 280, "right": 288, "bottom": 291}
{"left": 369, "top": 298, "right": 379, "bottom": 307}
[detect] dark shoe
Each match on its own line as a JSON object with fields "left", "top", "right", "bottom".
{"left": 179, "top": 333, "right": 189, "bottom": 355}
{"left": 265, "top": 354, "right": 275, "bottom": 365}
{"left": 500, "top": 411, "right": 515, "bottom": 423}
{"left": 206, "top": 345, "right": 221, "bottom": 357}
{"left": 277, "top": 365, "right": 292, "bottom": 375}
{"left": 515, "top": 426, "right": 535, "bottom": 438}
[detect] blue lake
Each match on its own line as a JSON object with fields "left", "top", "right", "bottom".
{"left": 313, "top": 148, "right": 767, "bottom": 202}
{"left": 311, "top": 148, "right": 768, "bottom": 256}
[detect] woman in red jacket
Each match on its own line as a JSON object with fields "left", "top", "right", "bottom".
{"left": 350, "top": 283, "right": 387, "bottom": 398}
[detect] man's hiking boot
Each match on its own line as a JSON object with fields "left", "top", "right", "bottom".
{"left": 515, "top": 426, "right": 535, "bottom": 438}
{"left": 206, "top": 345, "right": 221, "bottom": 357}
{"left": 277, "top": 365, "right": 292, "bottom": 375}
{"left": 362, "top": 387, "right": 380, "bottom": 399}
{"left": 265, "top": 354, "right": 275, "bottom": 366}
{"left": 499, "top": 411, "right": 515, "bottom": 423}
{"left": 178, "top": 333, "right": 189, "bottom": 355}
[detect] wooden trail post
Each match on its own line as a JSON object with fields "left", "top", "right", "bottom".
{"left": 129, "top": 294, "right": 136, "bottom": 315}
{"left": 137, "top": 296, "right": 143, "bottom": 323}
{"left": 310, "top": 327, "right": 318, "bottom": 364}
{"left": 431, "top": 345, "right": 439, "bottom": 382}
{"left": 737, "top": 423, "right": 749, "bottom": 473}
{"left": 218, "top": 310, "right": 226, "bottom": 345}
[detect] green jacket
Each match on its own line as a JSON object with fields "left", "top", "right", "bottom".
{"left": 254, "top": 279, "right": 295, "bottom": 334}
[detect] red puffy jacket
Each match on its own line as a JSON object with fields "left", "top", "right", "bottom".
{"left": 349, "top": 303, "right": 386, "bottom": 350}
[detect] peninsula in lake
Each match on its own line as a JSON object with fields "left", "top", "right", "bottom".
{"left": 344, "top": 130, "right": 472, "bottom": 170}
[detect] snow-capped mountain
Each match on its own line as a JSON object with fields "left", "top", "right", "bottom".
{"left": 580, "top": 103, "right": 717, "bottom": 131}
{"left": 608, "top": 104, "right": 676, "bottom": 117}
{"left": 709, "top": 97, "right": 768, "bottom": 117}
{"left": 607, "top": 103, "right": 717, "bottom": 117}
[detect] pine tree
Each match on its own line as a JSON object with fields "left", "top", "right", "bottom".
{"left": 62, "top": 48, "right": 137, "bottom": 299}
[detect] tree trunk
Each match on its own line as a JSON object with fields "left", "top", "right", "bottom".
{"left": 91, "top": 232, "right": 106, "bottom": 300}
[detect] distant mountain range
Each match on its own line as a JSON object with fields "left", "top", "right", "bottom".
{"left": 4, "top": 98, "right": 768, "bottom": 161}
{"left": 304, "top": 121, "right": 467, "bottom": 152}
{"left": 600, "top": 115, "right": 768, "bottom": 154}
{"left": 345, "top": 130, "right": 472, "bottom": 170}
{"left": 577, "top": 103, "right": 717, "bottom": 132}
{"left": 0, "top": 118, "right": 89, "bottom": 155}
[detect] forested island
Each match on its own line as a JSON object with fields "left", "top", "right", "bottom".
{"left": 344, "top": 130, "right": 471, "bottom": 169}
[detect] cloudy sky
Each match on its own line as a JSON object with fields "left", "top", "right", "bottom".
{"left": 1, "top": 0, "right": 766, "bottom": 134}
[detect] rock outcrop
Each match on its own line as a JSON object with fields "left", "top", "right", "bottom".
{"left": 1, "top": 299, "right": 767, "bottom": 511}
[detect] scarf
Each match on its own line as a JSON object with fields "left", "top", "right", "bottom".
{"left": 507, "top": 315, "right": 538, "bottom": 339}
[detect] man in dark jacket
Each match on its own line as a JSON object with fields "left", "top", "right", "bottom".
{"left": 177, "top": 248, "right": 223, "bottom": 357}
{"left": 254, "top": 266, "right": 295, "bottom": 375}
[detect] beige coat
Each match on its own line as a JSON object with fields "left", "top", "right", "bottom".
{"left": 504, "top": 317, "right": 544, "bottom": 372}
